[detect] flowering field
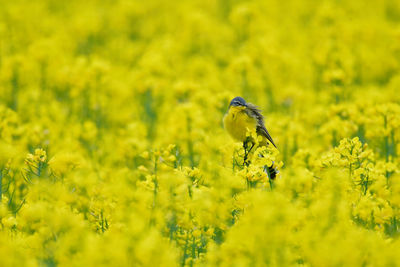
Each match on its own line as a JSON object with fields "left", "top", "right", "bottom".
{"left": 1, "top": 0, "right": 400, "bottom": 266}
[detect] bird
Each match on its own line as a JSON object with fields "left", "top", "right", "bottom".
{"left": 223, "top": 96, "right": 278, "bottom": 179}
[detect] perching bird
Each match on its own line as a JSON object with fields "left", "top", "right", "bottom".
{"left": 223, "top": 96, "right": 278, "bottom": 179}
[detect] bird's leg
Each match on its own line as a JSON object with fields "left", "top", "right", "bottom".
{"left": 243, "top": 141, "right": 249, "bottom": 167}
{"left": 248, "top": 142, "right": 255, "bottom": 153}
{"left": 243, "top": 138, "right": 255, "bottom": 167}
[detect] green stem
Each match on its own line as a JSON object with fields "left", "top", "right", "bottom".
{"left": 0, "top": 169, "right": 3, "bottom": 200}
{"left": 181, "top": 232, "right": 189, "bottom": 267}
{"left": 191, "top": 236, "right": 196, "bottom": 265}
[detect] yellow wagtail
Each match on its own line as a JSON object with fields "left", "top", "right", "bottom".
{"left": 223, "top": 96, "right": 278, "bottom": 179}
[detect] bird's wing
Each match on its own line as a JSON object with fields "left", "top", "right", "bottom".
{"left": 256, "top": 125, "right": 277, "bottom": 148}
{"left": 245, "top": 103, "right": 277, "bottom": 148}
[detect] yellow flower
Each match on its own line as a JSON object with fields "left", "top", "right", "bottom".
{"left": 48, "top": 152, "right": 83, "bottom": 176}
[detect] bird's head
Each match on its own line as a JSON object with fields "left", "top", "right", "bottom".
{"left": 229, "top": 96, "right": 247, "bottom": 111}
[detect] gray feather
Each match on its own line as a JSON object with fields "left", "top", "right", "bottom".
{"left": 245, "top": 103, "right": 277, "bottom": 148}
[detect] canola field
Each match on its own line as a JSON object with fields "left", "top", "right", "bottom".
{"left": 1, "top": 0, "right": 400, "bottom": 266}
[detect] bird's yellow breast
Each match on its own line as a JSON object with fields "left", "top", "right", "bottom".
{"left": 223, "top": 106, "right": 257, "bottom": 142}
